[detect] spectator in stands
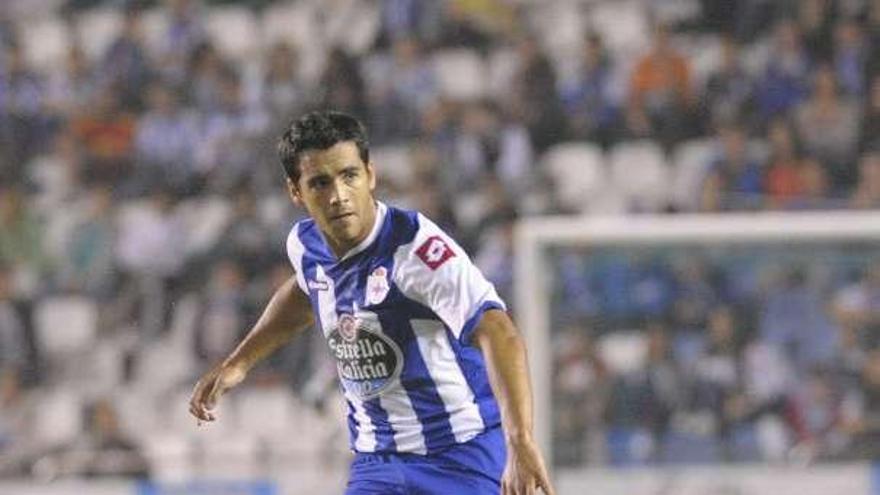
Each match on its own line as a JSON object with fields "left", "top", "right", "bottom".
{"left": 99, "top": 5, "right": 152, "bottom": 112}
{"left": 211, "top": 187, "right": 274, "bottom": 276}
{"left": 832, "top": 19, "right": 868, "bottom": 97}
{"left": 841, "top": 349, "right": 880, "bottom": 459}
{"left": 115, "top": 186, "right": 187, "bottom": 340}
{"left": 786, "top": 156, "right": 833, "bottom": 210}
{"left": 0, "top": 41, "right": 49, "bottom": 177}
{"left": 71, "top": 86, "right": 136, "bottom": 187}
{"left": 194, "top": 259, "right": 249, "bottom": 367}
{"left": 259, "top": 41, "right": 307, "bottom": 128}
{"left": 755, "top": 19, "right": 811, "bottom": 120}
{"left": 133, "top": 81, "right": 199, "bottom": 197}
{"left": 851, "top": 152, "right": 880, "bottom": 208}
{"left": 45, "top": 43, "right": 96, "bottom": 123}
{"left": 861, "top": 75, "right": 880, "bottom": 153}
{"left": 56, "top": 185, "right": 117, "bottom": 301}
{"left": 0, "top": 265, "right": 27, "bottom": 379}
{"left": 318, "top": 47, "right": 368, "bottom": 121}
{"left": 699, "top": 123, "right": 763, "bottom": 211}
{"left": 366, "top": 36, "right": 437, "bottom": 142}
{"left": 626, "top": 23, "right": 694, "bottom": 148}
{"left": 703, "top": 36, "right": 754, "bottom": 130}
{"left": 552, "top": 326, "right": 609, "bottom": 466}
{"left": 188, "top": 42, "right": 229, "bottom": 112}
{"left": 156, "top": 0, "right": 207, "bottom": 85}
{"left": 28, "top": 130, "right": 84, "bottom": 211}
{"left": 560, "top": 32, "right": 619, "bottom": 146}
{"left": 0, "top": 185, "right": 51, "bottom": 296}
{"left": 831, "top": 261, "right": 880, "bottom": 342}
{"left": 794, "top": 65, "right": 861, "bottom": 192}
{"left": 507, "top": 35, "right": 566, "bottom": 152}
{"left": 436, "top": 0, "right": 515, "bottom": 52}
{"left": 763, "top": 118, "right": 805, "bottom": 208}
{"left": 195, "top": 69, "right": 269, "bottom": 193}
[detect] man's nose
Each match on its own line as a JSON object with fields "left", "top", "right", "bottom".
{"left": 329, "top": 178, "right": 349, "bottom": 204}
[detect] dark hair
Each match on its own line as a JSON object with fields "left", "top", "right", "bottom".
{"left": 277, "top": 111, "right": 370, "bottom": 184}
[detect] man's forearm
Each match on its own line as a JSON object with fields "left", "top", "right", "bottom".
{"left": 223, "top": 277, "right": 314, "bottom": 372}
{"left": 473, "top": 310, "right": 535, "bottom": 442}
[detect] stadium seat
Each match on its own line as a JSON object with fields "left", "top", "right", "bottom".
{"left": 143, "top": 434, "right": 193, "bottom": 481}
{"left": 139, "top": 7, "right": 170, "bottom": 59}
{"left": 587, "top": 0, "right": 649, "bottom": 57}
{"left": 371, "top": 145, "right": 415, "bottom": 190}
{"left": 34, "top": 296, "right": 98, "bottom": 357}
{"left": 179, "top": 196, "right": 232, "bottom": 256}
{"left": 541, "top": 142, "right": 608, "bottom": 213}
{"left": 236, "top": 386, "right": 297, "bottom": 439}
{"left": 597, "top": 331, "right": 647, "bottom": 375}
{"left": 320, "top": 0, "right": 380, "bottom": 55}
{"left": 433, "top": 49, "right": 488, "bottom": 101}
{"left": 670, "top": 138, "right": 714, "bottom": 211}
{"left": 20, "top": 16, "right": 70, "bottom": 71}
{"left": 34, "top": 388, "right": 83, "bottom": 447}
{"left": 74, "top": 7, "right": 123, "bottom": 62}
{"left": 204, "top": 6, "right": 259, "bottom": 62}
{"left": 527, "top": 1, "right": 584, "bottom": 54}
{"left": 608, "top": 140, "right": 671, "bottom": 212}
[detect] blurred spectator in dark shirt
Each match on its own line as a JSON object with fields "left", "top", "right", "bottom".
{"left": 194, "top": 259, "right": 249, "bottom": 367}
{"left": 132, "top": 81, "right": 199, "bottom": 197}
{"left": 756, "top": 20, "right": 811, "bottom": 120}
{"left": 56, "top": 185, "right": 117, "bottom": 301}
{"left": 157, "top": 0, "right": 207, "bottom": 85}
{"left": 861, "top": 74, "right": 880, "bottom": 153}
{"left": 832, "top": 19, "right": 868, "bottom": 97}
{"left": 795, "top": 65, "right": 860, "bottom": 192}
{"left": 0, "top": 41, "right": 49, "bottom": 177}
{"left": 100, "top": 6, "right": 152, "bottom": 112}
{"left": 851, "top": 152, "right": 880, "bottom": 208}
{"left": 0, "top": 265, "right": 27, "bottom": 377}
{"left": 763, "top": 118, "right": 805, "bottom": 208}
{"left": 71, "top": 86, "right": 136, "bottom": 187}
{"left": 318, "top": 47, "right": 368, "bottom": 120}
{"left": 507, "top": 35, "right": 565, "bottom": 152}
{"left": 0, "top": 186, "right": 51, "bottom": 296}
{"left": 700, "top": 123, "right": 763, "bottom": 211}
{"left": 45, "top": 43, "right": 96, "bottom": 123}
{"left": 560, "top": 32, "right": 619, "bottom": 146}
{"left": 626, "top": 23, "right": 695, "bottom": 148}
{"left": 842, "top": 349, "right": 880, "bottom": 460}
{"left": 258, "top": 41, "right": 307, "bottom": 128}
{"left": 703, "top": 36, "right": 754, "bottom": 130}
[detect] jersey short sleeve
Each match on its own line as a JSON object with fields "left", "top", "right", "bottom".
{"left": 285, "top": 223, "right": 309, "bottom": 294}
{"left": 393, "top": 213, "right": 507, "bottom": 343}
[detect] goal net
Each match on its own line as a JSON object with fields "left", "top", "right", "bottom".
{"left": 515, "top": 211, "right": 880, "bottom": 477}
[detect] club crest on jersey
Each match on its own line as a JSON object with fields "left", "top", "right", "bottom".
{"left": 327, "top": 317, "right": 403, "bottom": 400}
{"left": 366, "top": 266, "right": 390, "bottom": 305}
{"left": 338, "top": 314, "right": 359, "bottom": 342}
{"left": 415, "top": 235, "right": 455, "bottom": 270}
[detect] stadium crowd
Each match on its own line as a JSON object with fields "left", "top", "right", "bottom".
{"left": 0, "top": 0, "right": 879, "bottom": 478}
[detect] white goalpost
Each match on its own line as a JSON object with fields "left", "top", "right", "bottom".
{"left": 514, "top": 210, "right": 880, "bottom": 469}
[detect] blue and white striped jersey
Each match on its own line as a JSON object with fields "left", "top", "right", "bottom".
{"left": 286, "top": 201, "right": 504, "bottom": 455}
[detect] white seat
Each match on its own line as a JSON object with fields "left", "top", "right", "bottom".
{"left": 608, "top": 140, "right": 671, "bottom": 212}
{"left": 597, "top": 331, "right": 647, "bottom": 375}
{"left": 433, "top": 49, "right": 487, "bottom": 101}
{"left": 74, "top": 7, "right": 123, "bottom": 62}
{"left": 671, "top": 138, "right": 714, "bottom": 211}
{"left": 34, "top": 388, "right": 83, "bottom": 447}
{"left": 34, "top": 296, "right": 98, "bottom": 356}
{"left": 541, "top": 142, "right": 607, "bottom": 213}
{"left": 143, "top": 433, "right": 193, "bottom": 481}
{"left": 179, "top": 196, "right": 232, "bottom": 256}
{"left": 260, "top": 2, "right": 318, "bottom": 50}
{"left": 587, "top": 0, "right": 649, "bottom": 57}
{"left": 20, "top": 16, "right": 70, "bottom": 71}
{"left": 204, "top": 6, "right": 259, "bottom": 61}
{"left": 140, "top": 7, "right": 171, "bottom": 59}
{"left": 371, "top": 145, "right": 414, "bottom": 189}
{"left": 236, "top": 386, "right": 297, "bottom": 439}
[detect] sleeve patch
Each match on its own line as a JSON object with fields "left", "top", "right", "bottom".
{"left": 415, "top": 235, "right": 456, "bottom": 270}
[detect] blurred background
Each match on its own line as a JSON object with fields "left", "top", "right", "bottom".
{"left": 0, "top": 0, "right": 878, "bottom": 493}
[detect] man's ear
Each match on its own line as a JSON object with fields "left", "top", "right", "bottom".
{"left": 286, "top": 178, "right": 303, "bottom": 206}
{"left": 366, "top": 161, "right": 377, "bottom": 193}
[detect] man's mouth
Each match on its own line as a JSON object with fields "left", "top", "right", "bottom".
{"left": 331, "top": 212, "right": 354, "bottom": 221}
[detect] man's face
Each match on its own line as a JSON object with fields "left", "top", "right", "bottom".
{"left": 288, "top": 141, "right": 377, "bottom": 256}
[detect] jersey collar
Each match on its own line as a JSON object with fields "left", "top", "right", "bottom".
{"left": 337, "top": 201, "right": 387, "bottom": 262}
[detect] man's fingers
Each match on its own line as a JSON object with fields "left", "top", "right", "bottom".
{"left": 536, "top": 474, "right": 555, "bottom": 495}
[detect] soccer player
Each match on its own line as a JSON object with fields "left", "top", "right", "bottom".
{"left": 189, "top": 111, "right": 555, "bottom": 495}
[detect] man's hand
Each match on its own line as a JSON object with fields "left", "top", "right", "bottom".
{"left": 503, "top": 435, "right": 555, "bottom": 495}
{"left": 188, "top": 362, "right": 247, "bottom": 423}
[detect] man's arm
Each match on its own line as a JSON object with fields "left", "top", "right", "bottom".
{"left": 472, "top": 309, "right": 555, "bottom": 495}
{"left": 189, "top": 276, "right": 314, "bottom": 422}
